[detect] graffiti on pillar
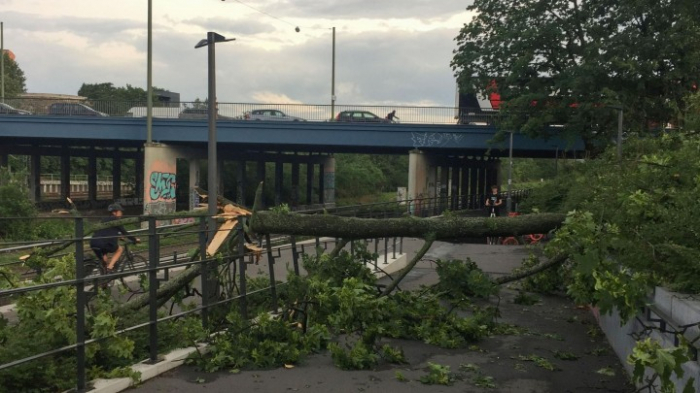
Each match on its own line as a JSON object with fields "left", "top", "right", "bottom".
{"left": 150, "top": 172, "right": 176, "bottom": 201}
{"left": 144, "top": 153, "right": 178, "bottom": 227}
{"left": 411, "top": 133, "right": 465, "bottom": 148}
{"left": 144, "top": 201, "right": 172, "bottom": 215}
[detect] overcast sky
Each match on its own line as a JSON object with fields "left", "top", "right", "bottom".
{"left": 1, "top": 0, "right": 474, "bottom": 106}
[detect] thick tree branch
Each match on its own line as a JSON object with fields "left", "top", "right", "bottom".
{"left": 380, "top": 235, "right": 435, "bottom": 296}
{"left": 250, "top": 211, "right": 565, "bottom": 241}
{"left": 494, "top": 254, "right": 569, "bottom": 285}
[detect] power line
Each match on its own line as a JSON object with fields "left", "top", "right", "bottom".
{"left": 223, "top": 0, "right": 296, "bottom": 28}
{"left": 222, "top": 0, "right": 331, "bottom": 34}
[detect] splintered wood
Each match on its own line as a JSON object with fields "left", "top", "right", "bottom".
{"left": 205, "top": 203, "right": 260, "bottom": 260}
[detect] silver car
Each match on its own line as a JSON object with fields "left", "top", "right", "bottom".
{"left": 0, "top": 102, "right": 31, "bottom": 115}
{"left": 244, "top": 109, "right": 305, "bottom": 121}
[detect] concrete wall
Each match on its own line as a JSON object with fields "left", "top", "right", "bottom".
{"left": 598, "top": 287, "right": 700, "bottom": 392}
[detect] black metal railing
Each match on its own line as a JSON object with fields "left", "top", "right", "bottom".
{"left": 296, "top": 189, "right": 532, "bottom": 218}
{"left": 0, "top": 97, "right": 501, "bottom": 125}
{"left": 0, "top": 213, "right": 405, "bottom": 392}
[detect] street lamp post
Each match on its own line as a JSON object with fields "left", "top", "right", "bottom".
{"left": 1, "top": 21, "right": 5, "bottom": 102}
{"left": 331, "top": 26, "right": 336, "bottom": 120}
{"left": 146, "top": 0, "right": 153, "bottom": 144}
{"left": 195, "top": 32, "right": 235, "bottom": 240}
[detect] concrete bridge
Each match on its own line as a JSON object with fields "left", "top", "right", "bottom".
{"left": 0, "top": 114, "right": 583, "bottom": 214}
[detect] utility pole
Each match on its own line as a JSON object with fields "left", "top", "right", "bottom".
{"left": 331, "top": 26, "right": 336, "bottom": 121}
{"left": 1, "top": 22, "right": 5, "bottom": 102}
{"left": 146, "top": 0, "right": 153, "bottom": 144}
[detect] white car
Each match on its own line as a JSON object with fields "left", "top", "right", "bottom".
{"left": 244, "top": 109, "right": 305, "bottom": 121}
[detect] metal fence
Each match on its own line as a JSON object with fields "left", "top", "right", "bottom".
{"left": 297, "top": 190, "right": 532, "bottom": 218}
{"left": 1, "top": 98, "right": 500, "bottom": 125}
{"left": 0, "top": 212, "right": 405, "bottom": 392}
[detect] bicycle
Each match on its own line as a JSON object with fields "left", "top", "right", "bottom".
{"left": 85, "top": 240, "right": 146, "bottom": 293}
{"left": 486, "top": 206, "right": 499, "bottom": 245}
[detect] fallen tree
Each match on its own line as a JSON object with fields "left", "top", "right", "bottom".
{"left": 114, "top": 183, "right": 567, "bottom": 311}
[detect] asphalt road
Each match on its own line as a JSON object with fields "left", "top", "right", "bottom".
{"left": 133, "top": 241, "right": 634, "bottom": 393}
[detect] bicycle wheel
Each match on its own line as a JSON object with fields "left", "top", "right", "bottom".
{"left": 83, "top": 259, "right": 114, "bottom": 291}
{"left": 118, "top": 254, "right": 147, "bottom": 293}
{"left": 501, "top": 237, "right": 519, "bottom": 246}
{"left": 528, "top": 234, "right": 544, "bottom": 244}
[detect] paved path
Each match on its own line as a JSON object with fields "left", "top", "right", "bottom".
{"left": 133, "top": 241, "right": 634, "bottom": 393}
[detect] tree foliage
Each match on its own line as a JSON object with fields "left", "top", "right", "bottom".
{"left": 0, "top": 167, "right": 36, "bottom": 241}
{"left": 452, "top": 0, "right": 700, "bottom": 151}
{"left": 77, "top": 83, "right": 170, "bottom": 116}
{"left": 522, "top": 134, "right": 700, "bottom": 317}
{"left": 1, "top": 51, "right": 26, "bottom": 97}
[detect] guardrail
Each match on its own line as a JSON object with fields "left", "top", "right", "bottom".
{"left": 0, "top": 98, "right": 500, "bottom": 125}
{"left": 0, "top": 213, "right": 405, "bottom": 392}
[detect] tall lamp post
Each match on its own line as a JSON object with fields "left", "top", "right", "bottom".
{"left": 1, "top": 21, "right": 5, "bottom": 102}
{"left": 331, "top": 26, "right": 336, "bottom": 120}
{"left": 195, "top": 32, "right": 235, "bottom": 240}
{"left": 146, "top": 0, "right": 153, "bottom": 144}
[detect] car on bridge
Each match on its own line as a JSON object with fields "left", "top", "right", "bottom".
{"left": 244, "top": 109, "right": 305, "bottom": 121}
{"left": 0, "top": 103, "right": 31, "bottom": 115}
{"left": 334, "top": 110, "right": 388, "bottom": 123}
{"left": 179, "top": 107, "right": 236, "bottom": 120}
{"left": 48, "top": 103, "right": 108, "bottom": 117}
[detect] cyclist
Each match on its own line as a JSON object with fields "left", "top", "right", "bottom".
{"left": 485, "top": 185, "right": 503, "bottom": 245}
{"left": 386, "top": 110, "right": 399, "bottom": 123}
{"left": 89, "top": 203, "right": 139, "bottom": 272}
{"left": 485, "top": 185, "right": 503, "bottom": 217}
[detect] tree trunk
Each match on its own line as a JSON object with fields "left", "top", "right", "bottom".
{"left": 250, "top": 211, "right": 565, "bottom": 240}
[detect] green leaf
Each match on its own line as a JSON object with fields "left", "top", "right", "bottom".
{"left": 596, "top": 367, "right": 615, "bottom": 377}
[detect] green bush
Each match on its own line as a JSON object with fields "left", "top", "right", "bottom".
{"left": 0, "top": 167, "right": 36, "bottom": 241}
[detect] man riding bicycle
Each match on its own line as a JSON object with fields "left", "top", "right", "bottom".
{"left": 485, "top": 185, "right": 503, "bottom": 216}
{"left": 89, "top": 203, "right": 140, "bottom": 272}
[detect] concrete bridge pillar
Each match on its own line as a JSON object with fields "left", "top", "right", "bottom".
{"left": 291, "top": 162, "right": 300, "bottom": 208}
{"left": 30, "top": 154, "right": 41, "bottom": 202}
{"left": 60, "top": 151, "right": 70, "bottom": 200}
{"left": 112, "top": 156, "right": 121, "bottom": 200}
{"left": 135, "top": 151, "right": 144, "bottom": 204}
{"left": 323, "top": 156, "right": 335, "bottom": 206}
{"left": 143, "top": 144, "right": 177, "bottom": 222}
{"left": 460, "top": 164, "right": 470, "bottom": 209}
{"left": 88, "top": 152, "right": 97, "bottom": 202}
{"left": 236, "top": 161, "right": 246, "bottom": 206}
{"left": 189, "top": 159, "right": 201, "bottom": 210}
{"left": 256, "top": 161, "right": 266, "bottom": 209}
{"left": 306, "top": 162, "right": 314, "bottom": 205}
{"left": 469, "top": 159, "right": 479, "bottom": 208}
{"left": 451, "top": 166, "right": 460, "bottom": 210}
{"left": 407, "top": 150, "right": 429, "bottom": 201}
{"left": 319, "top": 162, "right": 325, "bottom": 205}
{"left": 274, "top": 160, "right": 283, "bottom": 207}
{"left": 439, "top": 166, "right": 449, "bottom": 212}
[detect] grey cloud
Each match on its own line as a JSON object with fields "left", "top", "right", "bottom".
{"left": 152, "top": 27, "right": 460, "bottom": 106}
{"left": 3, "top": 11, "right": 142, "bottom": 38}
{"left": 18, "top": 19, "right": 461, "bottom": 109}
{"left": 181, "top": 16, "right": 276, "bottom": 36}
{"left": 246, "top": 0, "right": 470, "bottom": 20}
